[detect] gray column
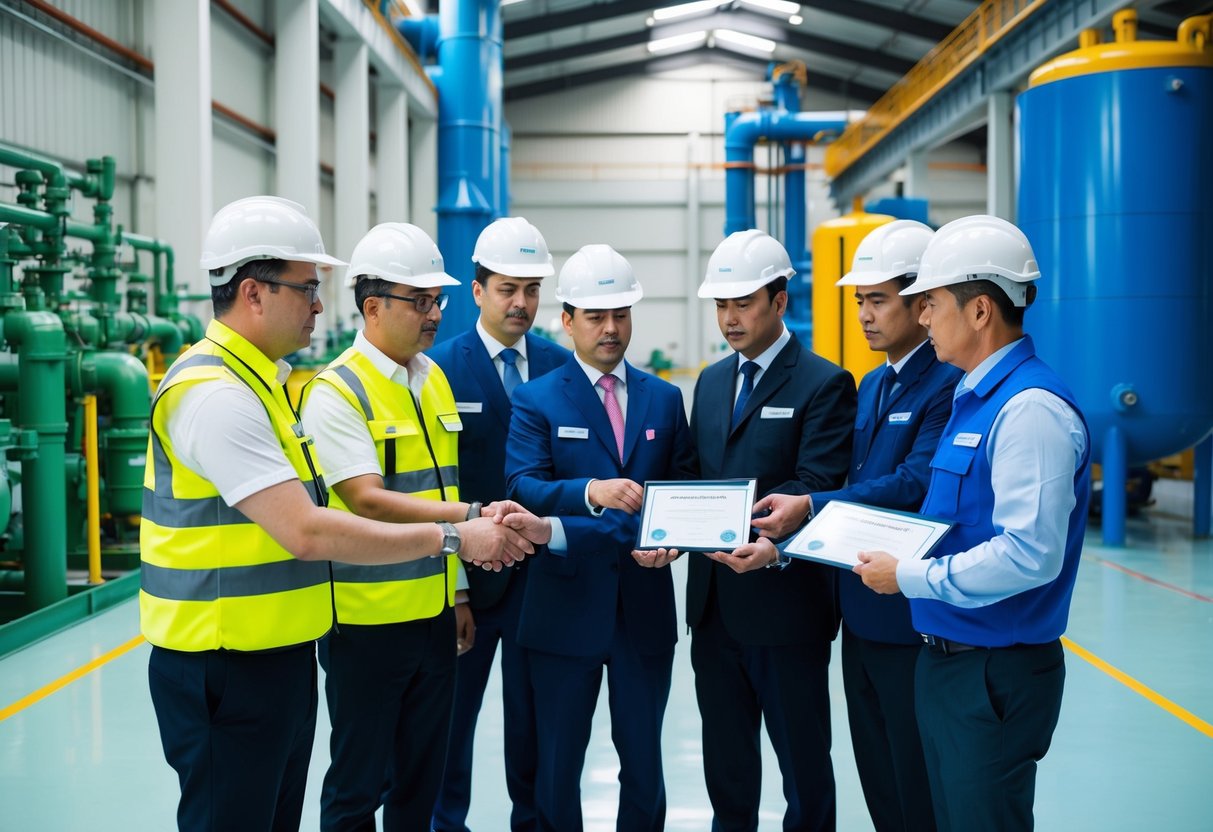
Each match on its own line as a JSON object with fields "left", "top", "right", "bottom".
{"left": 904, "top": 149, "right": 930, "bottom": 198}
{"left": 377, "top": 82, "right": 409, "bottom": 223}
{"left": 274, "top": 0, "right": 320, "bottom": 219}
{"left": 410, "top": 115, "right": 438, "bottom": 239}
{"left": 333, "top": 36, "right": 369, "bottom": 325}
{"left": 154, "top": 0, "right": 211, "bottom": 298}
{"left": 987, "top": 90, "right": 1015, "bottom": 220}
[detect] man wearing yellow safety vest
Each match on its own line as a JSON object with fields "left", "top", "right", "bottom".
{"left": 299, "top": 222, "right": 538, "bottom": 831}
{"left": 140, "top": 197, "right": 548, "bottom": 832}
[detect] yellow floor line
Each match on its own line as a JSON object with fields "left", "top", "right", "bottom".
{"left": 0, "top": 634, "right": 146, "bottom": 723}
{"left": 1062, "top": 636, "right": 1213, "bottom": 740}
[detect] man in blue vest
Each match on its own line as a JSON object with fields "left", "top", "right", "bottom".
{"left": 430, "top": 217, "right": 571, "bottom": 832}
{"left": 854, "top": 215, "right": 1091, "bottom": 832}
{"left": 743, "top": 219, "right": 961, "bottom": 831}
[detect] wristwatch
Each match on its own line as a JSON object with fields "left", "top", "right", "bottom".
{"left": 435, "top": 521, "right": 461, "bottom": 557}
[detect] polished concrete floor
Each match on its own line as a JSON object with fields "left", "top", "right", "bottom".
{"left": 2, "top": 481, "right": 1211, "bottom": 831}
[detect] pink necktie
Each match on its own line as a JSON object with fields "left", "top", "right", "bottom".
{"left": 597, "top": 374, "right": 625, "bottom": 461}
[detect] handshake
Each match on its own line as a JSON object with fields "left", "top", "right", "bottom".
{"left": 454, "top": 499, "right": 553, "bottom": 572}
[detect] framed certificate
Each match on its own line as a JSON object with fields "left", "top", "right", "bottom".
{"left": 782, "top": 500, "right": 953, "bottom": 569}
{"left": 636, "top": 479, "right": 757, "bottom": 552}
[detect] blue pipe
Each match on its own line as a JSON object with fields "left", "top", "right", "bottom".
{"left": 1195, "top": 433, "right": 1212, "bottom": 538}
{"left": 500, "top": 120, "right": 512, "bottom": 218}
{"left": 1102, "top": 424, "right": 1127, "bottom": 546}
{"left": 434, "top": 0, "right": 502, "bottom": 341}
{"left": 723, "top": 110, "right": 848, "bottom": 236}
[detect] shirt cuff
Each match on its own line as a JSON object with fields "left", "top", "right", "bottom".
{"left": 454, "top": 561, "right": 468, "bottom": 592}
{"left": 895, "top": 556, "right": 933, "bottom": 599}
{"left": 584, "top": 480, "right": 605, "bottom": 517}
{"left": 547, "top": 518, "right": 568, "bottom": 556}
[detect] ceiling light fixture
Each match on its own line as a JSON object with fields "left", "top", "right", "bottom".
{"left": 653, "top": 1, "right": 728, "bottom": 22}
{"left": 739, "top": 0, "right": 800, "bottom": 14}
{"left": 712, "top": 28, "right": 777, "bottom": 54}
{"left": 648, "top": 30, "right": 710, "bottom": 53}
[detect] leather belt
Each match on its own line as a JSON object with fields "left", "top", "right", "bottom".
{"left": 921, "top": 634, "right": 982, "bottom": 655}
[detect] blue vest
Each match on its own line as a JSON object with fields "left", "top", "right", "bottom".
{"left": 910, "top": 337, "right": 1091, "bottom": 647}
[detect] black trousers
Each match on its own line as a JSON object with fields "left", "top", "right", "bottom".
{"left": 841, "top": 626, "right": 936, "bottom": 832}
{"left": 319, "top": 607, "right": 457, "bottom": 832}
{"left": 691, "top": 595, "right": 835, "bottom": 832}
{"left": 915, "top": 639, "right": 1066, "bottom": 832}
{"left": 434, "top": 572, "right": 537, "bottom": 832}
{"left": 148, "top": 643, "right": 318, "bottom": 832}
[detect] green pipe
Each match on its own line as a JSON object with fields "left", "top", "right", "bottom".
{"left": 88, "top": 350, "right": 150, "bottom": 516}
{"left": 4, "top": 309, "right": 69, "bottom": 611}
{"left": 142, "top": 314, "right": 184, "bottom": 354}
{"left": 0, "top": 145, "right": 88, "bottom": 190}
{"left": 0, "top": 203, "right": 58, "bottom": 231}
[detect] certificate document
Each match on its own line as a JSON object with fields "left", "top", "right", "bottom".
{"left": 636, "top": 479, "right": 757, "bottom": 552}
{"left": 782, "top": 500, "right": 952, "bottom": 569}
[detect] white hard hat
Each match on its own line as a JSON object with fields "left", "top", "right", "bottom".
{"left": 838, "top": 220, "right": 934, "bottom": 287}
{"left": 200, "top": 196, "right": 346, "bottom": 285}
{"left": 555, "top": 245, "right": 643, "bottom": 310}
{"left": 698, "top": 230, "right": 795, "bottom": 299}
{"left": 472, "top": 217, "right": 555, "bottom": 277}
{"left": 901, "top": 215, "right": 1039, "bottom": 307}
{"left": 344, "top": 222, "right": 461, "bottom": 289}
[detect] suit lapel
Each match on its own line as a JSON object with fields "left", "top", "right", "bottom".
{"left": 729, "top": 339, "right": 797, "bottom": 438}
{"left": 621, "top": 363, "right": 651, "bottom": 465}
{"left": 857, "top": 373, "right": 881, "bottom": 458}
{"left": 562, "top": 359, "right": 620, "bottom": 464}
{"left": 463, "top": 334, "right": 512, "bottom": 430}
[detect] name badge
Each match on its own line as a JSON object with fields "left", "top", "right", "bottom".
{"left": 953, "top": 432, "right": 983, "bottom": 448}
{"left": 761, "top": 406, "right": 794, "bottom": 419}
{"left": 888, "top": 411, "right": 912, "bottom": 424}
{"left": 558, "top": 426, "right": 590, "bottom": 439}
{"left": 455, "top": 401, "right": 483, "bottom": 413}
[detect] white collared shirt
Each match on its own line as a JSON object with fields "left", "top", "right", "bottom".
{"left": 574, "top": 353, "right": 628, "bottom": 420}
{"left": 733, "top": 325, "right": 791, "bottom": 403}
{"left": 475, "top": 319, "right": 529, "bottom": 386}
{"left": 300, "top": 330, "right": 433, "bottom": 488}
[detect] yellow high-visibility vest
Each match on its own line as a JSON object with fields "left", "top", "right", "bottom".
{"left": 140, "top": 320, "right": 332, "bottom": 651}
{"left": 302, "top": 348, "right": 461, "bottom": 625}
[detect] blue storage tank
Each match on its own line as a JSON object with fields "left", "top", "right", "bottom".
{"left": 1018, "top": 10, "right": 1213, "bottom": 544}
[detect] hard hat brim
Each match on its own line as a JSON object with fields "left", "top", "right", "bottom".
{"left": 555, "top": 286, "right": 643, "bottom": 310}
{"left": 900, "top": 272, "right": 1033, "bottom": 306}
{"left": 836, "top": 268, "right": 911, "bottom": 287}
{"left": 697, "top": 272, "right": 793, "bottom": 299}
{"left": 474, "top": 259, "right": 555, "bottom": 278}
{"left": 344, "top": 268, "right": 462, "bottom": 289}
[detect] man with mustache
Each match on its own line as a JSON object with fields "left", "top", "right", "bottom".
{"left": 300, "top": 223, "right": 546, "bottom": 831}
{"left": 505, "top": 245, "right": 696, "bottom": 831}
{"left": 429, "top": 217, "right": 571, "bottom": 832}
{"left": 143, "top": 203, "right": 540, "bottom": 832}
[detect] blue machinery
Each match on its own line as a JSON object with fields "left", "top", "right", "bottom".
{"left": 1021, "top": 11, "right": 1213, "bottom": 545}
{"left": 723, "top": 63, "right": 847, "bottom": 341}
{"left": 397, "top": 0, "right": 509, "bottom": 340}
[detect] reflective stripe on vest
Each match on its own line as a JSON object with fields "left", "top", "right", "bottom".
{"left": 302, "top": 348, "right": 461, "bottom": 625}
{"left": 139, "top": 320, "right": 334, "bottom": 652}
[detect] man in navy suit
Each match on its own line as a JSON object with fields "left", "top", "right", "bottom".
{"left": 505, "top": 244, "right": 696, "bottom": 832}
{"left": 684, "top": 230, "right": 856, "bottom": 832}
{"left": 746, "top": 220, "right": 961, "bottom": 832}
{"left": 430, "top": 218, "right": 571, "bottom": 832}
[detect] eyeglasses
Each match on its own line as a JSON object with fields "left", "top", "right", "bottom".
{"left": 378, "top": 292, "right": 449, "bottom": 313}
{"left": 257, "top": 277, "right": 322, "bottom": 304}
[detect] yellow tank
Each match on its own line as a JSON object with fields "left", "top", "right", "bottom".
{"left": 811, "top": 208, "right": 894, "bottom": 382}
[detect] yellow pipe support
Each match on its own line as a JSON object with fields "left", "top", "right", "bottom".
{"left": 1178, "top": 14, "right": 1212, "bottom": 50}
{"left": 83, "top": 394, "right": 103, "bottom": 586}
{"left": 1113, "top": 9, "right": 1138, "bottom": 43}
{"left": 1079, "top": 29, "right": 1102, "bottom": 49}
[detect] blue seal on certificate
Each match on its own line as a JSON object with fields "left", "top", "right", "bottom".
{"left": 651, "top": 529, "right": 667, "bottom": 541}
{"left": 720, "top": 530, "right": 737, "bottom": 543}
{"left": 808, "top": 539, "right": 824, "bottom": 550}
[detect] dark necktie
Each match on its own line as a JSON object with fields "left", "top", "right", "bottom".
{"left": 878, "top": 364, "right": 898, "bottom": 414}
{"left": 499, "top": 348, "right": 523, "bottom": 401}
{"left": 731, "top": 360, "right": 759, "bottom": 429}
